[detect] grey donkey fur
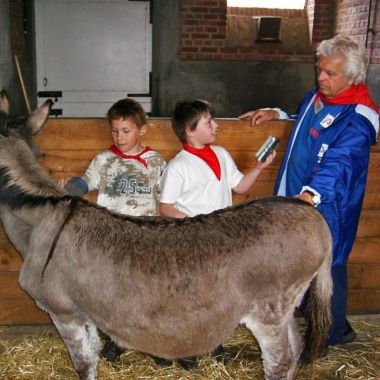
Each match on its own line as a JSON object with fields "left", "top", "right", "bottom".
{"left": 0, "top": 90, "right": 332, "bottom": 380}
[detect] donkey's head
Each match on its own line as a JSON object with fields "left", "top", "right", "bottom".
{"left": 0, "top": 90, "right": 53, "bottom": 154}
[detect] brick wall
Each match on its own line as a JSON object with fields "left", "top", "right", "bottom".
{"left": 335, "top": 0, "right": 380, "bottom": 64}
{"left": 180, "top": 0, "right": 228, "bottom": 59}
{"left": 179, "top": 0, "right": 337, "bottom": 62}
{"left": 179, "top": 0, "right": 380, "bottom": 64}
{"left": 307, "top": 0, "right": 335, "bottom": 44}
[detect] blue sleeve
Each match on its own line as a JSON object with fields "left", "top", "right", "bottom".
{"left": 306, "top": 115, "right": 373, "bottom": 204}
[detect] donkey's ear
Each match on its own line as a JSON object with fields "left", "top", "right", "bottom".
{"left": 26, "top": 99, "right": 54, "bottom": 134}
{"left": 0, "top": 90, "right": 10, "bottom": 116}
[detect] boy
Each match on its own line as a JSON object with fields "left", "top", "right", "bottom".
{"left": 60, "top": 98, "right": 166, "bottom": 361}
{"left": 61, "top": 98, "right": 166, "bottom": 217}
{"left": 158, "top": 99, "right": 275, "bottom": 367}
{"left": 159, "top": 99, "right": 275, "bottom": 218}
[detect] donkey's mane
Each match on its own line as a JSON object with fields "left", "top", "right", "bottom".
{"left": 0, "top": 134, "right": 66, "bottom": 208}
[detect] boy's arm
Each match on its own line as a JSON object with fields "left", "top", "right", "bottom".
{"left": 233, "top": 151, "right": 276, "bottom": 194}
{"left": 159, "top": 158, "right": 189, "bottom": 218}
{"left": 158, "top": 202, "right": 188, "bottom": 218}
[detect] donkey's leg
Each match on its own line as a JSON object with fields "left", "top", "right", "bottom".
{"left": 287, "top": 315, "right": 303, "bottom": 378}
{"left": 85, "top": 322, "right": 102, "bottom": 357}
{"left": 50, "top": 313, "right": 100, "bottom": 380}
{"left": 242, "top": 315, "right": 293, "bottom": 380}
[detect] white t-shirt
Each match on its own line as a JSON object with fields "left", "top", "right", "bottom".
{"left": 160, "top": 145, "right": 244, "bottom": 217}
{"left": 83, "top": 149, "right": 166, "bottom": 216}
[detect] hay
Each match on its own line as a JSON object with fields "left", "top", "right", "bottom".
{"left": 0, "top": 319, "right": 379, "bottom": 379}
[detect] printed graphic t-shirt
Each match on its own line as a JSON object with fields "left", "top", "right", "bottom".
{"left": 83, "top": 149, "right": 166, "bottom": 216}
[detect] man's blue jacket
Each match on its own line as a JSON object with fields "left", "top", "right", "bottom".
{"left": 274, "top": 88, "right": 379, "bottom": 266}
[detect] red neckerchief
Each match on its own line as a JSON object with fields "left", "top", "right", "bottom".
{"left": 182, "top": 142, "right": 221, "bottom": 180}
{"left": 316, "top": 83, "right": 379, "bottom": 113}
{"left": 108, "top": 145, "right": 152, "bottom": 168}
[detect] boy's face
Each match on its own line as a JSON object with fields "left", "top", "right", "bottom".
{"left": 186, "top": 113, "right": 218, "bottom": 148}
{"left": 110, "top": 117, "right": 147, "bottom": 154}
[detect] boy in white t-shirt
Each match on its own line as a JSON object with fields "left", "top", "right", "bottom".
{"left": 158, "top": 99, "right": 275, "bottom": 366}
{"left": 159, "top": 99, "right": 275, "bottom": 218}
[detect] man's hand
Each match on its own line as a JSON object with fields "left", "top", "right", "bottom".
{"left": 295, "top": 192, "right": 314, "bottom": 205}
{"left": 239, "top": 109, "right": 280, "bottom": 126}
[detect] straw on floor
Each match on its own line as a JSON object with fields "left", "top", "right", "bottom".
{"left": 0, "top": 318, "right": 379, "bottom": 379}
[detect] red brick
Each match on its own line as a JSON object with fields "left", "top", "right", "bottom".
{"left": 204, "top": 14, "right": 219, "bottom": 20}
{"left": 200, "top": 47, "right": 218, "bottom": 52}
{"left": 182, "top": 47, "right": 199, "bottom": 52}
{"left": 211, "top": 33, "right": 225, "bottom": 39}
{"left": 191, "top": 7, "right": 209, "bottom": 12}
{"left": 191, "top": 33, "right": 209, "bottom": 39}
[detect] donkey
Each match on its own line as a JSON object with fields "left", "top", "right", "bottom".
{"left": 0, "top": 90, "right": 332, "bottom": 380}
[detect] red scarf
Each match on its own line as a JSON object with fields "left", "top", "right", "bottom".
{"left": 108, "top": 145, "right": 152, "bottom": 168}
{"left": 182, "top": 142, "right": 221, "bottom": 180}
{"left": 316, "top": 83, "right": 379, "bottom": 113}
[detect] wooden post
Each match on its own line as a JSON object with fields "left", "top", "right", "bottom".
{"left": 14, "top": 54, "right": 32, "bottom": 114}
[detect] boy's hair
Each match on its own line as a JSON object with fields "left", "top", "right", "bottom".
{"left": 172, "top": 99, "right": 215, "bottom": 142}
{"left": 107, "top": 98, "right": 146, "bottom": 127}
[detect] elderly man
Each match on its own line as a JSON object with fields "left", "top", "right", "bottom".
{"left": 240, "top": 35, "right": 379, "bottom": 348}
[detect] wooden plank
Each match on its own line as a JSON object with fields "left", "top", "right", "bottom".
{"left": 350, "top": 237, "right": 380, "bottom": 264}
{"left": 362, "top": 193, "right": 380, "bottom": 209}
{"left": 0, "top": 272, "right": 28, "bottom": 298}
{"left": 36, "top": 117, "right": 380, "bottom": 151}
{"left": 356, "top": 210, "right": 380, "bottom": 238}
{"left": 0, "top": 225, "right": 11, "bottom": 244}
{"left": 348, "top": 263, "right": 380, "bottom": 289}
{"left": 0, "top": 279, "right": 378, "bottom": 325}
{"left": 35, "top": 118, "right": 293, "bottom": 151}
{"left": 0, "top": 243, "right": 22, "bottom": 271}
{"left": 347, "top": 290, "right": 380, "bottom": 314}
{"left": 1, "top": 288, "right": 379, "bottom": 325}
{"left": 0, "top": 299, "right": 51, "bottom": 325}
{"left": 0, "top": 291, "right": 376, "bottom": 325}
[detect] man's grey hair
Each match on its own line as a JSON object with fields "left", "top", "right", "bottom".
{"left": 316, "top": 35, "right": 367, "bottom": 85}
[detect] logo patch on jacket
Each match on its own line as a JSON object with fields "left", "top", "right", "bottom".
{"left": 317, "top": 143, "right": 329, "bottom": 163}
{"left": 320, "top": 114, "right": 335, "bottom": 128}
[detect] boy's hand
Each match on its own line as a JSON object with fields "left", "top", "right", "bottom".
{"left": 158, "top": 202, "right": 188, "bottom": 219}
{"left": 233, "top": 151, "right": 277, "bottom": 195}
{"left": 239, "top": 109, "right": 279, "bottom": 126}
{"left": 256, "top": 150, "right": 277, "bottom": 170}
{"left": 58, "top": 177, "right": 72, "bottom": 188}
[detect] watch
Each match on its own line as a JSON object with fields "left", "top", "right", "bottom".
{"left": 303, "top": 190, "right": 319, "bottom": 206}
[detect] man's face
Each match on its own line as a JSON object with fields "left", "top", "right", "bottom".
{"left": 316, "top": 54, "right": 354, "bottom": 98}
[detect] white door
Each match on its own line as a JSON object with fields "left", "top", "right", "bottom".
{"left": 35, "top": 0, "right": 152, "bottom": 117}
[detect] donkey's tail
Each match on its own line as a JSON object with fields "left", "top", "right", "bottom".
{"left": 303, "top": 251, "right": 333, "bottom": 362}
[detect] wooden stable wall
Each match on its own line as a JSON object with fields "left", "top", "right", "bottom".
{"left": 0, "top": 118, "right": 379, "bottom": 325}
